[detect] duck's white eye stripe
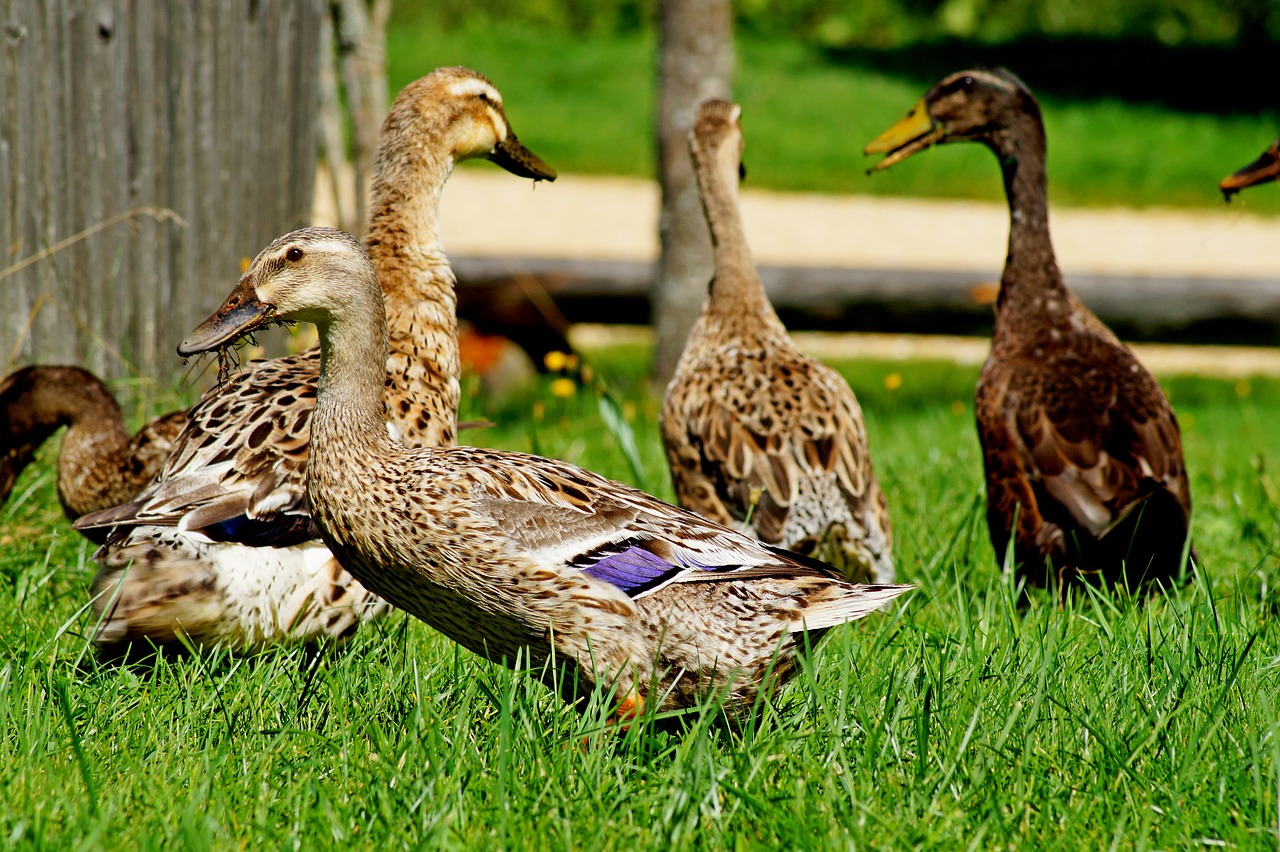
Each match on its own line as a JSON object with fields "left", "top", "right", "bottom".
{"left": 446, "top": 77, "right": 502, "bottom": 105}
{"left": 970, "top": 71, "right": 1014, "bottom": 92}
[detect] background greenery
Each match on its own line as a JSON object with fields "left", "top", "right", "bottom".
{"left": 2, "top": 350, "right": 1279, "bottom": 847}
{"left": 388, "top": 2, "right": 1280, "bottom": 212}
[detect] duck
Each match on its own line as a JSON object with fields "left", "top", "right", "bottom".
{"left": 661, "top": 100, "right": 894, "bottom": 584}
{"left": 0, "top": 365, "right": 186, "bottom": 538}
{"left": 864, "top": 68, "right": 1192, "bottom": 591}
{"left": 73, "top": 67, "right": 556, "bottom": 650}
{"left": 1220, "top": 136, "right": 1279, "bottom": 198}
{"left": 177, "top": 226, "right": 912, "bottom": 719}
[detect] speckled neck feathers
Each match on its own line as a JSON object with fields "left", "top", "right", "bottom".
{"left": 688, "top": 100, "right": 781, "bottom": 330}
{"left": 365, "top": 75, "right": 464, "bottom": 448}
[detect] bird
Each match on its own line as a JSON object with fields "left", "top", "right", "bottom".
{"left": 0, "top": 365, "right": 186, "bottom": 538}
{"left": 177, "top": 226, "right": 912, "bottom": 721}
{"left": 74, "top": 67, "right": 557, "bottom": 650}
{"left": 865, "top": 68, "right": 1193, "bottom": 592}
{"left": 1220, "top": 136, "right": 1279, "bottom": 198}
{"left": 661, "top": 99, "right": 894, "bottom": 584}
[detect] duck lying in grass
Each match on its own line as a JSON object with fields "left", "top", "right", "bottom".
{"left": 74, "top": 68, "right": 555, "bottom": 651}
{"left": 0, "top": 366, "right": 185, "bottom": 538}
{"left": 865, "top": 68, "right": 1193, "bottom": 592}
{"left": 662, "top": 99, "right": 894, "bottom": 585}
{"left": 1220, "top": 136, "right": 1279, "bottom": 198}
{"left": 178, "top": 227, "right": 911, "bottom": 721}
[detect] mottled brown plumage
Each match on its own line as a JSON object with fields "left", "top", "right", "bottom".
{"left": 74, "top": 68, "right": 556, "bottom": 649}
{"left": 0, "top": 366, "right": 184, "bottom": 539}
{"left": 1220, "top": 136, "right": 1280, "bottom": 198}
{"left": 866, "top": 68, "right": 1192, "bottom": 590}
{"left": 661, "top": 100, "right": 894, "bottom": 584}
{"left": 179, "top": 227, "right": 910, "bottom": 720}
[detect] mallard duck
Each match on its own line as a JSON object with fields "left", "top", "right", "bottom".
{"left": 1220, "top": 136, "right": 1279, "bottom": 197}
{"left": 0, "top": 366, "right": 185, "bottom": 537}
{"left": 865, "top": 68, "right": 1192, "bottom": 590}
{"left": 662, "top": 100, "right": 894, "bottom": 584}
{"left": 74, "top": 67, "right": 556, "bottom": 649}
{"left": 178, "top": 227, "right": 911, "bottom": 719}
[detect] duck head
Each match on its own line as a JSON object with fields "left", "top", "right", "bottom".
{"left": 179, "top": 228, "right": 375, "bottom": 356}
{"left": 386, "top": 66, "right": 557, "bottom": 183}
{"left": 1220, "top": 136, "right": 1280, "bottom": 200}
{"left": 690, "top": 98, "right": 747, "bottom": 190}
{"left": 864, "top": 67, "right": 1039, "bottom": 171}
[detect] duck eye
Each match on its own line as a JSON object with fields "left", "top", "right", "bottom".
{"left": 285, "top": 248, "right": 303, "bottom": 262}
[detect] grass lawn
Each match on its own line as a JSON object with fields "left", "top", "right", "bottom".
{"left": 2, "top": 347, "right": 1278, "bottom": 848}
{"left": 386, "top": 10, "right": 1280, "bottom": 214}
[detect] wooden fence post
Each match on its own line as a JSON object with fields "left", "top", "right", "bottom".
{"left": 0, "top": 0, "right": 323, "bottom": 384}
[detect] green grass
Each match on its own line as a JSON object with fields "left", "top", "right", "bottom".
{"left": 2, "top": 350, "right": 1279, "bottom": 847}
{"left": 386, "top": 10, "right": 1280, "bottom": 214}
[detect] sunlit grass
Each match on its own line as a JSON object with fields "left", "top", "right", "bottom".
{"left": 387, "top": 9, "right": 1280, "bottom": 213}
{"left": 2, "top": 347, "right": 1278, "bottom": 846}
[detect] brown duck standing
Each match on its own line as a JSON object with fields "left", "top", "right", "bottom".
{"left": 865, "top": 68, "right": 1193, "bottom": 591}
{"left": 1220, "top": 136, "right": 1280, "bottom": 198}
{"left": 662, "top": 100, "right": 893, "bottom": 584}
{"left": 0, "top": 365, "right": 185, "bottom": 540}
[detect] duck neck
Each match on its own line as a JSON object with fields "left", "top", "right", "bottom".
{"left": 56, "top": 381, "right": 129, "bottom": 481}
{"left": 363, "top": 137, "right": 460, "bottom": 448}
{"left": 312, "top": 297, "right": 396, "bottom": 458}
{"left": 987, "top": 114, "right": 1070, "bottom": 333}
{"left": 694, "top": 144, "right": 778, "bottom": 325}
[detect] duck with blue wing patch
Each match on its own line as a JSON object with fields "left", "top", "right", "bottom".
{"left": 178, "top": 226, "right": 912, "bottom": 722}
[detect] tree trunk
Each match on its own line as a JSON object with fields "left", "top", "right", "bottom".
{"left": 650, "top": 0, "right": 733, "bottom": 385}
{"left": 328, "top": 0, "right": 391, "bottom": 238}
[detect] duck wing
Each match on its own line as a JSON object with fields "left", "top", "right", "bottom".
{"left": 1004, "top": 339, "right": 1189, "bottom": 539}
{"left": 456, "top": 448, "right": 909, "bottom": 622}
{"left": 672, "top": 353, "right": 878, "bottom": 545}
{"left": 76, "top": 352, "right": 320, "bottom": 547}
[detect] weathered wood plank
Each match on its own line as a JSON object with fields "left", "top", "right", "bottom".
{"left": 0, "top": 0, "right": 322, "bottom": 382}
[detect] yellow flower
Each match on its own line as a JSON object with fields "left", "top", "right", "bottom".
{"left": 1236, "top": 380, "right": 1251, "bottom": 399}
{"left": 622, "top": 401, "right": 637, "bottom": 421}
{"left": 532, "top": 401, "right": 545, "bottom": 421}
{"left": 950, "top": 400, "right": 966, "bottom": 416}
{"left": 550, "top": 377, "right": 576, "bottom": 398}
{"left": 884, "top": 372, "right": 903, "bottom": 392}
{"left": 543, "top": 350, "right": 568, "bottom": 372}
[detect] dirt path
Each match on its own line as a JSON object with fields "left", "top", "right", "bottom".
{"left": 315, "top": 168, "right": 1280, "bottom": 376}
{"left": 421, "top": 169, "right": 1279, "bottom": 279}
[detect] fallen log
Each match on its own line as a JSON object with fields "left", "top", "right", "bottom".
{"left": 453, "top": 256, "right": 1280, "bottom": 361}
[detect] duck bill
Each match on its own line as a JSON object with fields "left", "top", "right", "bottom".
{"left": 487, "top": 134, "right": 557, "bottom": 182}
{"left": 864, "top": 99, "right": 944, "bottom": 172}
{"left": 1220, "top": 142, "right": 1280, "bottom": 199}
{"left": 178, "top": 279, "right": 275, "bottom": 356}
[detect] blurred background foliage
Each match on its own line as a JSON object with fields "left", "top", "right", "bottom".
{"left": 411, "top": 0, "right": 1277, "bottom": 48}
{"left": 388, "top": 1, "right": 1279, "bottom": 211}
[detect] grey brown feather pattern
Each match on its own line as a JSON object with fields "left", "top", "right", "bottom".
{"left": 662, "top": 99, "right": 894, "bottom": 584}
